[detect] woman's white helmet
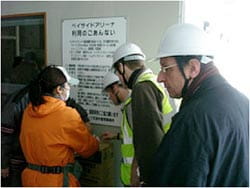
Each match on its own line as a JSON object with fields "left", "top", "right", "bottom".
{"left": 113, "top": 43, "right": 146, "bottom": 65}
{"left": 103, "top": 72, "right": 120, "bottom": 91}
{"left": 157, "top": 23, "right": 215, "bottom": 63}
{"left": 56, "top": 66, "right": 79, "bottom": 86}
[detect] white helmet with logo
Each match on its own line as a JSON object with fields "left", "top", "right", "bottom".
{"left": 103, "top": 72, "right": 120, "bottom": 91}
{"left": 113, "top": 43, "right": 146, "bottom": 65}
{"left": 157, "top": 23, "right": 215, "bottom": 64}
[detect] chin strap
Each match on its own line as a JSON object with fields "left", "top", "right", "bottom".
{"left": 181, "top": 77, "right": 191, "bottom": 97}
{"left": 122, "top": 63, "right": 129, "bottom": 87}
{"left": 117, "top": 63, "right": 129, "bottom": 88}
{"left": 177, "top": 63, "right": 190, "bottom": 97}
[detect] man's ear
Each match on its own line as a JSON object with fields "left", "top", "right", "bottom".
{"left": 112, "top": 84, "right": 120, "bottom": 93}
{"left": 186, "top": 59, "right": 201, "bottom": 79}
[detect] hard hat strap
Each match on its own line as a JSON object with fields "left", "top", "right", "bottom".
{"left": 177, "top": 63, "right": 190, "bottom": 97}
{"left": 176, "top": 55, "right": 213, "bottom": 96}
{"left": 174, "top": 56, "right": 193, "bottom": 97}
{"left": 181, "top": 78, "right": 191, "bottom": 97}
{"left": 114, "top": 61, "right": 129, "bottom": 87}
{"left": 121, "top": 63, "right": 129, "bottom": 87}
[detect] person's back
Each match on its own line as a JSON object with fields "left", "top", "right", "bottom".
{"left": 20, "top": 66, "right": 99, "bottom": 186}
{"left": 1, "top": 58, "right": 39, "bottom": 187}
{"left": 1, "top": 53, "right": 38, "bottom": 187}
{"left": 21, "top": 97, "right": 97, "bottom": 186}
{"left": 152, "top": 73, "right": 249, "bottom": 186}
{"left": 1, "top": 86, "right": 93, "bottom": 187}
{"left": 1, "top": 85, "right": 30, "bottom": 186}
{"left": 197, "top": 75, "right": 248, "bottom": 186}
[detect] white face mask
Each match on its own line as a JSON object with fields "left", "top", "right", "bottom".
{"left": 63, "top": 89, "right": 70, "bottom": 101}
{"left": 60, "top": 85, "right": 70, "bottom": 101}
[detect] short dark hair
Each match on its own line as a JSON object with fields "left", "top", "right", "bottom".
{"left": 173, "top": 55, "right": 202, "bottom": 67}
{"left": 172, "top": 55, "right": 214, "bottom": 78}
{"left": 29, "top": 66, "right": 67, "bottom": 107}
{"left": 173, "top": 55, "right": 213, "bottom": 67}
{"left": 113, "top": 59, "right": 145, "bottom": 73}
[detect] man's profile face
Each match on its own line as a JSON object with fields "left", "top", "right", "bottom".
{"left": 106, "top": 84, "right": 121, "bottom": 105}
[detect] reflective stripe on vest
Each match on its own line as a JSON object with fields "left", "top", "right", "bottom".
{"left": 136, "top": 70, "right": 173, "bottom": 133}
{"left": 120, "top": 97, "right": 134, "bottom": 185}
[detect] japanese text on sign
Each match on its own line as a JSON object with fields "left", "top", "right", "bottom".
{"left": 63, "top": 17, "right": 126, "bottom": 126}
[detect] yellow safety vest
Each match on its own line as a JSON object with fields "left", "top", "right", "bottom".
{"left": 120, "top": 70, "right": 173, "bottom": 185}
{"left": 120, "top": 97, "right": 133, "bottom": 186}
{"left": 136, "top": 70, "right": 173, "bottom": 132}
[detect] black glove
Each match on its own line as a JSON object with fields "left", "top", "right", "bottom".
{"left": 66, "top": 98, "right": 90, "bottom": 123}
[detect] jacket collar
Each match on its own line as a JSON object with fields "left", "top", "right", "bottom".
{"left": 181, "top": 73, "right": 227, "bottom": 108}
{"left": 127, "top": 68, "right": 145, "bottom": 89}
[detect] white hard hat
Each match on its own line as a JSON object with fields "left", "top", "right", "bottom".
{"left": 56, "top": 66, "right": 79, "bottom": 86}
{"left": 103, "top": 72, "right": 120, "bottom": 91}
{"left": 113, "top": 43, "right": 146, "bottom": 65}
{"left": 157, "top": 23, "right": 215, "bottom": 63}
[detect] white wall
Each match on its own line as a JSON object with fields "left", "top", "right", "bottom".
{"left": 1, "top": 1, "right": 181, "bottom": 186}
{"left": 2, "top": 1, "right": 181, "bottom": 71}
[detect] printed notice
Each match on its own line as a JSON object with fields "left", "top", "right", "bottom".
{"left": 62, "top": 17, "right": 126, "bottom": 126}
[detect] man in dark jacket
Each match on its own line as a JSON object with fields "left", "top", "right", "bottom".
{"left": 150, "top": 23, "right": 249, "bottom": 186}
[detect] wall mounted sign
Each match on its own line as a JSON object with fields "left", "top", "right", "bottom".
{"left": 62, "top": 17, "right": 126, "bottom": 126}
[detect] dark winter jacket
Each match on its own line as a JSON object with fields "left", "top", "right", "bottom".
{"left": 1, "top": 85, "right": 29, "bottom": 168}
{"left": 150, "top": 74, "right": 249, "bottom": 186}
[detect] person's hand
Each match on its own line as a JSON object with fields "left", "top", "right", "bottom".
{"left": 1, "top": 167, "right": 9, "bottom": 178}
{"left": 93, "top": 134, "right": 100, "bottom": 142}
{"left": 131, "top": 158, "right": 140, "bottom": 186}
{"left": 131, "top": 173, "right": 140, "bottom": 187}
{"left": 101, "top": 132, "right": 117, "bottom": 140}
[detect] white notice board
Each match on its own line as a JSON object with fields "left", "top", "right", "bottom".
{"left": 62, "top": 17, "right": 126, "bottom": 126}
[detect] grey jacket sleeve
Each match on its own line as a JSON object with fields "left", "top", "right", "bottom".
{"left": 131, "top": 81, "right": 165, "bottom": 185}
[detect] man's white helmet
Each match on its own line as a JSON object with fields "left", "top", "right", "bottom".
{"left": 157, "top": 23, "right": 215, "bottom": 63}
{"left": 113, "top": 43, "right": 146, "bottom": 65}
{"left": 103, "top": 72, "right": 120, "bottom": 91}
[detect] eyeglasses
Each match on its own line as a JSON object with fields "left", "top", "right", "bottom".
{"left": 113, "top": 69, "right": 118, "bottom": 75}
{"left": 160, "top": 64, "right": 177, "bottom": 73}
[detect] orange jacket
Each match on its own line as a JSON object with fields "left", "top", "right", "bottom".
{"left": 20, "top": 96, "right": 99, "bottom": 187}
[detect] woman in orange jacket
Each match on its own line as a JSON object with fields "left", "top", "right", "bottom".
{"left": 19, "top": 65, "right": 99, "bottom": 187}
